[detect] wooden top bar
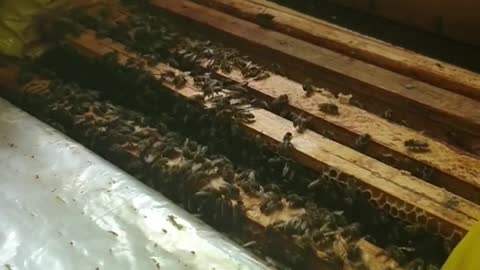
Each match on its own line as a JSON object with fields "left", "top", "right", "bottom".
{"left": 75, "top": 7, "right": 480, "bottom": 205}
{"left": 65, "top": 32, "right": 480, "bottom": 242}
{"left": 6, "top": 78, "right": 382, "bottom": 270}
{"left": 0, "top": 51, "right": 402, "bottom": 270}
{"left": 192, "top": 0, "right": 480, "bottom": 101}
{"left": 219, "top": 68, "right": 480, "bottom": 204}
{"left": 151, "top": 0, "right": 480, "bottom": 144}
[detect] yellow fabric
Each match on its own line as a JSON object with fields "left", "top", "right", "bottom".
{"left": 442, "top": 222, "right": 480, "bottom": 270}
{"left": 0, "top": 0, "right": 97, "bottom": 57}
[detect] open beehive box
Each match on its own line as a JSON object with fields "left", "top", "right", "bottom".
{"left": 1, "top": 1, "right": 480, "bottom": 269}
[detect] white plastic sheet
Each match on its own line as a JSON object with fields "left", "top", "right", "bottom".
{"left": 0, "top": 97, "right": 271, "bottom": 270}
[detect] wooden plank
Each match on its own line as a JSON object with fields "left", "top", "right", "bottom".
{"left": 327, "top": 0, "right": 480, "bottom": 47}
{"left": 191, "top": 0, "right": 480, "bottom": 101}
{"left": 65, "top": 32, "right": 480, "bottom": 242}
{"left": 150, "top": 0, "right": 480, "bottom": 154}
{"left": 213, "top": 67, "right": 480, "bottom": 204}
{"left": 3, "top": 68, "right": 401, "bottom": 270}
{"left": 89, "top": 7, "right": 480, "bottom": 204}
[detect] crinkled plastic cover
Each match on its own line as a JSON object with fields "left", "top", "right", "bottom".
{"left": 0, "top": 97, "right": 271, "bottom": 270}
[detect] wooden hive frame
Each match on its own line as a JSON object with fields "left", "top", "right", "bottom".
{"left": 189, "top": 0, "right": 480, "bottom": 101}
{"left": 60, "top": 1, "right": 480, "bottom": 264}
{"left": 0, "top": 63, "right": 401, "bottom": 270}
{"left": 102, "top": 7, "right": 480, "bottom": 205}
{"left": 90, "top": 2, "right": 480, "bottom": 206}
{"left": 2, "top": 0, "right": 479, "bottom": 268}
{"left": 64, "top": 30, "right": 480, "bottom": 242}
{"left": 113, "top": 0, "right": 480, "bottom": 230}
{"left": 150, "top": 0, "right": 480, "bottom": 158}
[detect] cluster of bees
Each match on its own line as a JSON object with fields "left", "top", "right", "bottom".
{"left": 12, "top": 1, "right": 453, "bottom": 268}
{"left": 41, "top": 51, "right": 446, "bottom": 269}
{"left": 14, "top": 74, "right": 373, "bottom": 269}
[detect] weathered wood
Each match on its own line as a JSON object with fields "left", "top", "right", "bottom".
{"left": 0, "top": 64, "right": 401, "bottom": 270}
{"left": 214, "top": 68, "right": 480, "bottom": 204}
{"left": 245, "top": 111, "right": 480, "bottom": 232}
{"left": 150, "top": 0, "right": 480, "bottom": 155}
{"left": 95, "top": 6, "right": 480, "bottom": 204}
{"left": 191, "top": 0, "right": 480, "bottom": 101}
{"left": 65, "top": 32, "right": 480, "bottom": 242}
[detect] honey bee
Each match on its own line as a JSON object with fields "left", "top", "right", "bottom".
{"left": 355, "top": 133, "right": 372, "bottom": 151}
{"left": 286, "top": 193, "right": 305, "bottom": 208}
{"left": 271, "top": 94, "right": 289, "bottom": 111}
{"left": 404, "top": 139, "right": 430, "bottom": 153}
{"left": 255, "top": 13, "right": 275, "bottom": 28}
{"left": 385, "top": 245, "right": 414, "bottom": 265}
{"left": 318, "top": 103, "right": 339, "bottom": 116}
{"left": 173, "top": 73, "right": 187, "bottom": 89}
{"left": 254, "top": 72, "right": 270, "bottom": 81}
{"left": 302, "top": 78, "right": 315, "bottom": 97}
{"left": 444, "top": 196, "right": 460, "bottom": 209}
{"left": 259, "top": 192, "right": 283, "bottom": 215}
{"left": 292, "top": 113, "right": 311, "bottom": 133}
{"left": 280, "top": 132, "right": 294, "bottom": 154}
{"left": 383, "top": 109, "right": 393, "bottom": 120}
{"left": 415, "top": 166, "right": 433, "bottom": 182}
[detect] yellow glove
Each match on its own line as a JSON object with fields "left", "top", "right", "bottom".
{"left": 0, "top": 0, "right": 99, "bottom": 58}
{"left": 442, "top": 222, "right": 480, "bottom": 270}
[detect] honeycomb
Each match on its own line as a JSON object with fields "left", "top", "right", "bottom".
{"left": 322, "top": 167, "right": 464, "bottom": 243}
